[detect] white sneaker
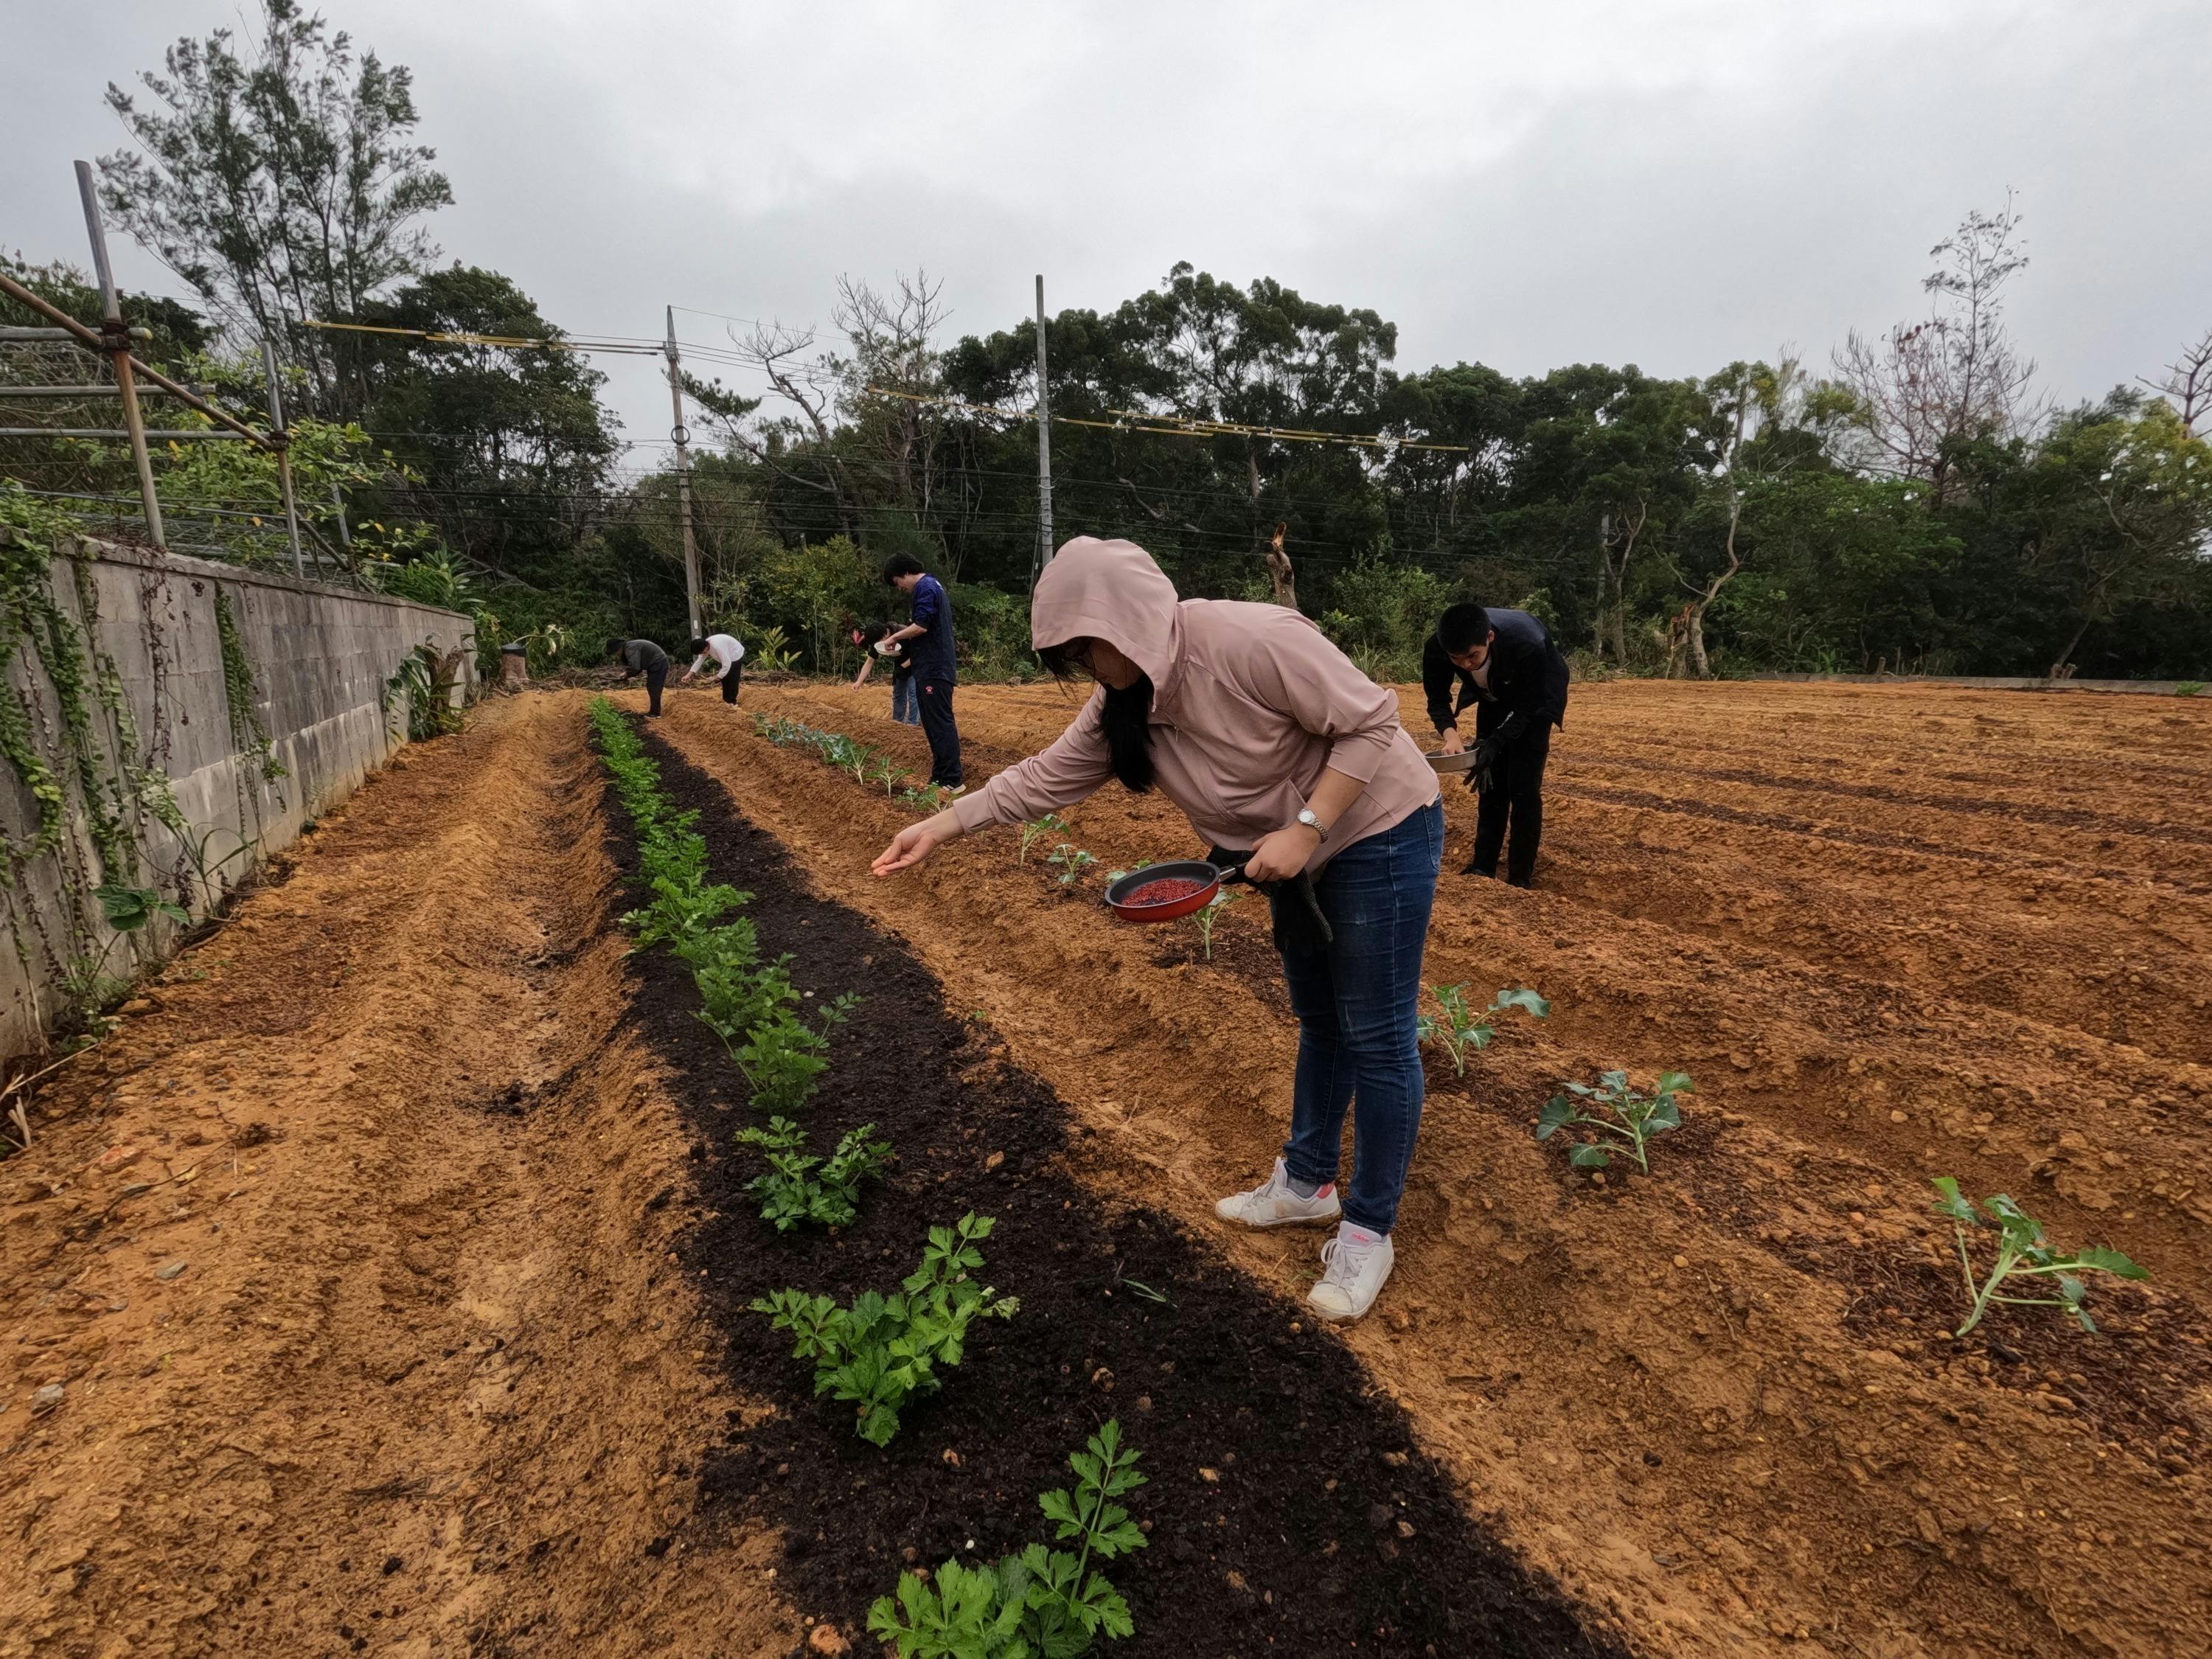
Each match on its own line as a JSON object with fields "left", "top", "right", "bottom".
{"left": 1214, "top": 1158, "right": 1340, "bottom": 1229}
{"left": 1307, "top": 1226, "right": 1394, "bottom": 1323}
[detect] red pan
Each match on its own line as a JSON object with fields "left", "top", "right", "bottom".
{"left": 1103, "top": 859, "right": 1250, "bottom": 923}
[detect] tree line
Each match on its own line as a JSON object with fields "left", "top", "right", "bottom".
{"left": 4, "top": 0, "right": 2206, "bottom": 682}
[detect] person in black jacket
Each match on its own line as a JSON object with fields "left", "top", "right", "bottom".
{"left": 605, "top": 636, "right": 670, "bottom": 717}
{"left": 1421, "top": 602, "right": 1569, "bottom": 886}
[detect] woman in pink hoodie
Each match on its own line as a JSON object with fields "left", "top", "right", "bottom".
{"left": 872, "top": 538, "right": 1442, "bottom": 1322}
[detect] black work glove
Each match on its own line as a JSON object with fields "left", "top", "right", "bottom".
{"left": 1467, "top": 735, "right": 1502, "bottom": 795}
{"left": 1207, "top": 844, "right": 1333, "bottom": 957}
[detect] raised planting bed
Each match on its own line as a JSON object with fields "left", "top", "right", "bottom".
{"left": 602, "top": 714, "right": 1630, "bottom": 1658}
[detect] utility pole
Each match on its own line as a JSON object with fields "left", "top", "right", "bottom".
{"left": 75, "top": 160, "right": 162, "bottom": 548}
{"left": 664, "top": 306, "right": 703, "bottom": 639}
{"left": 261, "top": 338, "right": 305, "bottom": 577}
{"left": 1032, "top": 273, "right": 1052, "bottom": 589}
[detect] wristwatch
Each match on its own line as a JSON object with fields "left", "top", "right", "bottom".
{"left": 1295, "top": 808, "right": 1327, "bottom": 840}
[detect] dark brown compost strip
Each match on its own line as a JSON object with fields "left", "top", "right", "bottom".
{"left": 612, "top": 720, "right": 1629, "bottom": 1658}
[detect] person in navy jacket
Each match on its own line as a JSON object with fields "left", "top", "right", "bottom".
{"left": 877, "top": 554, "right": 962, "bottom": 790}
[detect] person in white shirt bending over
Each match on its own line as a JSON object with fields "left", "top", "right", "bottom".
{"left": 681, "top": 633, "right": 746, "bottom": 706}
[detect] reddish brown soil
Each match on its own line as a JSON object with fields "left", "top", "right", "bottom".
{"left": 0, "top": 698, "right": 797, "bottom": 1659}
{"left": 6, "top": 675, "right": 2205, "bottom": 1659}
{"left": 662, "top": 677, "right": 2212, "bottom": 1659}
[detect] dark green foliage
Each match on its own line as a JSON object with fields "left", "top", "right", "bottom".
{"left": 869, "top": 1420, "right": 1148, "bottom": 1657}
{"left": 100, "top": 0, "right": 451, "bottom": 417}
{"left": 751, "top": 1212, "right": 1018, "bottom": 1447}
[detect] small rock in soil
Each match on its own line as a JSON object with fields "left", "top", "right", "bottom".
{"left": 807, "top": 1624, "right": 849, "bottom": 1656}
{"left": 32, "top": 1384, "right": 65, "bottom": 1413}
{"left": 381, "top": 1556, "right": 403, "bottom": 1576}
{"left": 153, "top": 1261, "right": 188, "bottom": 1281}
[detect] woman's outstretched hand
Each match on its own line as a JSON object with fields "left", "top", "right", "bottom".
{"left": 872, "top": 810, "right": 961, "bottom": 876}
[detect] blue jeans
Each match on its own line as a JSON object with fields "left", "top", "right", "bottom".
{"left": 1278, "top": 798, "right": 1444, "bottom": 1234}
{"left": 890, "top": 671, "right": 919, "bottom": 725}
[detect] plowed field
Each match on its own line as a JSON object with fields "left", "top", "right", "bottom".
{"left": 671, "top": 677, "right": 2212, "bottom": 1658}
{"left": 2, "top": 678, "right": 2205, "bottom": 1659}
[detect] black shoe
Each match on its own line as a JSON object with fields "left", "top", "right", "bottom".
{"left": 1461, "top": 861, "right": 1496, "bottom": 878}
{"left": 1505, "top": 874, "right": 1534, "bottom": 889}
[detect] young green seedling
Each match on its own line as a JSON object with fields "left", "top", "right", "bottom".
{"left": 752, "top": 1212, "right": 1018, "bottom": 1446}
{"left": 1537, "top": 1068, "right": 1692, "bottom": 1172}
{"left": 899, "top": 784, "right": 949, "bottom": 812}
{"left": 1192, "top": 886, "right": 1240, "bottom": 961}
{"left": 869, "top": 1419, "right": 1147, "bottom": 1657}
{"left": 737, "top": 991, "right": 862, "bottom": 1116}
{"left": 1415, "top": 984, "right": 1550, "bottom": 1075}
{"left": 867, "top": 756, "right": 903, "bottom": 797}
{"left": 1018, "top": 813, "right": 1069, "bottom": 866}
{"left": 737, "top": 1116, "right": 893, "bottom": 1231}
{"left": 1047, "top": 843, "right": 1098, "bottom": 888}
{"left": 1930, "top": 1178, "right": 2148, "bottom": 1336}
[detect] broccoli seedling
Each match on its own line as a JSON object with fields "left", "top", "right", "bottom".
{"left": 737, "top": 1116, "right": 892, "bottom": 1231}
{"left": 1018, "top": 813, "right": 1069, "bottom": 866}
{"left": 1047, "top": 843, "right": 1098, "bottom": 888}
{"left": 869, "top": 1419, "right": 1147, "bottom": 1656}
{"left": 899, "top": 784, "right": 949, "bottom": 812}
{"left": 1537, "top": 1068, "right": 1691, "bottom": 1172}
{"left": 867, "top": 756, "right": 904, "bottom": 796}
{"left": 1192, "top": 887, "right": 1240, "bottom": 961}
{"left": 1930, "top": 1178, "right": 2148, "bottom": 1336}
{"left": 752, "top": 1212, "right": 1018, "bottom": 1446}
{"left": 1415, "top": 984, "right": 1549, "bottom": 1075}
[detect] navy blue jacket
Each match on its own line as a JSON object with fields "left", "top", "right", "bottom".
{"left": 906, "top": 573, "right": 956, "bottom": 682}
{"left": 1421, "top": 608, "right": 1569, "bottom": 745}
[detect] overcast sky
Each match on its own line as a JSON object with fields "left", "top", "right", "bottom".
{"left": 6, "top": 0, "right": 2207, "bottom": 454}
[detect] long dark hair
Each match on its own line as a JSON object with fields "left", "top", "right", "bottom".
{"left": 1038, "top": 639, "right": 1155, "bottom": 793}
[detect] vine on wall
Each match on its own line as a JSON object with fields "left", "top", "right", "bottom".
{"left": 0, "top": 529, "right": 302, "bottom": 1042}
{"left": 212, "top": 585, "right": 288, "bottom": 785}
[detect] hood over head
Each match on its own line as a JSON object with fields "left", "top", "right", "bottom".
{"left": 1030, "top": 537, "right": 1183, "bottom": 697}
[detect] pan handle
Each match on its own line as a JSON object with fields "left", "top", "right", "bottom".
{"left": 1203, "top": 849, "right": 1333, "bottom": 947}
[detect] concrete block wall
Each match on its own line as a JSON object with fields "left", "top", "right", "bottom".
{"left": 0, "top": 530, "right": 476, "bottom": 1060}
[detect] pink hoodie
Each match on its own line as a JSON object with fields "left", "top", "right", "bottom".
{"left": 950, "top": 538, "right": 1438, "bottom": 871}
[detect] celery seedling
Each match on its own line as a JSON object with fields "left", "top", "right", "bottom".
{"left": 1415, "top": 984, "right": 1549, "bottom": 1075}
{"left": 1930, "top": 1178, "right": 2148, "bottom": 1336}
{"left": 752, "top": 1212, "right": 1018, "bottom": 1445}
{"left": 1537, "top": 1068, "right": 1691, "bottom": 1171}
{"left": 737, "top": 1116, "right": 892, "bottom": 1231}
{"left": 869, "top": 1419, "right": 1147, "bottom": 1656}
{"left": 1018, "top": 813, "right": 1068, "bottom": 866}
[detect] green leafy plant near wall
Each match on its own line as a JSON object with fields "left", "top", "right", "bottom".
{"left": 212, "top": 586, "right": 288, "bottom": 783}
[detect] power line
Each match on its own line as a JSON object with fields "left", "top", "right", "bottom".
{"left": 863, "top": 385, "right": 1481, "bottom": 455}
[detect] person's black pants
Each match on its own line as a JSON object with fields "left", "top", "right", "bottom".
{"left": 916, "top": 677, "right": 961, "bottom": 787}
{"left": 1467, "top": 724, "right": 1550, "bottom": 886}
{"left": 644, "top": 661, "right": 667, "bottom": 716}
{"left": 720, "top": 662, "right": 742, "bottom": 704}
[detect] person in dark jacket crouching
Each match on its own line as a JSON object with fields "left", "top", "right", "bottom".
{"left": 1421, "top": 602, "right": 1569, "bottom": 886}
